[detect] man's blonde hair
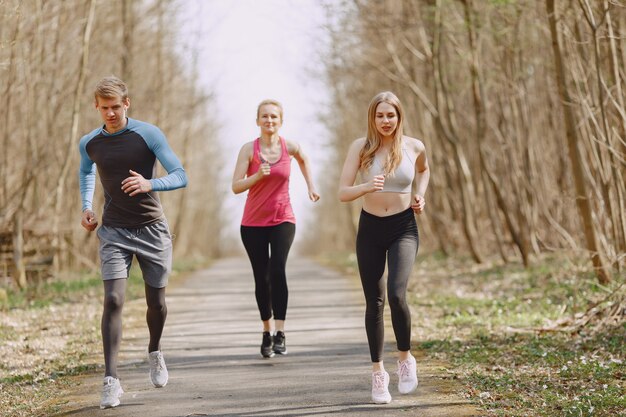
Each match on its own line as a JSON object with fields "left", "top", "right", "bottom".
{"left": 94, "top": 76, "right": 129, "bottom": 101}
{"left": 256, "top": 99, "right": 283, "bottom": 121}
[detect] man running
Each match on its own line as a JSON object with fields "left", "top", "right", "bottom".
{"left": 78, "top": 76, "right": 188, "bottom": 409}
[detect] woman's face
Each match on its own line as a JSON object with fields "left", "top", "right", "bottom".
{"left": 257, "top": 104, "right": 282, "bottom": 135}
{"left": 374, "top": 102, "right": 398, "bottom": 138}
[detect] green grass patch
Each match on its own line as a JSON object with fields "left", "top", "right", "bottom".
{"left": 323, "top": 251, "right": 625, "bottom": 416}
{"left": 420, "top": 329, "right": 625, "bottom": 417}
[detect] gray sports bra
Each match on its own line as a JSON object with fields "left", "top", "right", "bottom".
{"left": 360, "top": 146, "right": 416, "bottom": 193}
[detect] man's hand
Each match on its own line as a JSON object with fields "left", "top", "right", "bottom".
{"left": 81, "top": 209, "right": 98, "bottom": 231}
{"left": 121, "top": 169, "right": 152, "bottom": 196}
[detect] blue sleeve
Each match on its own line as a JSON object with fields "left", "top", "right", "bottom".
{"left": 78, "top": 133, "right": 97, "bottom": 211}
{"left": 136, "top": 122, "right": 188, "bottom": 191}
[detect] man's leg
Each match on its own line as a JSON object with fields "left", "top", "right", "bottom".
{"left": 144, "top": 284, "right": 169, "bottom": 387}
{"left": 102, "top": 278, "right": 127, "bottom": 378}
{"left": 145, "top": 284, "right": 167, "bottom": 352}
{"left": 135, "top": 220, "right": 172, "bottom": 387}
{"left": 97, "top": 225, "right": 133, "bottom": 408}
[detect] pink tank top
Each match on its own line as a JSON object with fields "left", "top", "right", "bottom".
{"left": 241, "top": 137, "right": 296, "bottom": 227}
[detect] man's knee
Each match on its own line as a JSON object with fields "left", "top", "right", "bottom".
{"left": 146, "top": 290, "right": 167, "bottom": 311}
{"left": 147, "top": 299, "right": 167, "bottom": 312}
{"left": 104, "top": 292, "right": 124, "bottom": 311}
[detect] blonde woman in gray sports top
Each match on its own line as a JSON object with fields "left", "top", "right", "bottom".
{"left": 338, "top": 91, "right": 430, "bottom": 404}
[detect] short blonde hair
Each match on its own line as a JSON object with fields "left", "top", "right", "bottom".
{"left": 94, "top": 76, "right": 129, "bottom": 101}
{"left": 256, "top": 99, "right": 283, "bottom": 121}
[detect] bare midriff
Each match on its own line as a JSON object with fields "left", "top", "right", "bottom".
{"left": 362, "top": 192, "right": 411, "bottom": 217}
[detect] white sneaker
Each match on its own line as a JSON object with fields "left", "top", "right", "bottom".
{"left": 371, "top": 370, "right": 392, "bottom": 404}
{"left": 100, "top": 376, "right": 123, "bottom": 409}
{"left": 149, "top": 350, "right": 169, "bottom": 387}
{"left": 397, "top": 355, "right": 418, "bottom": 394}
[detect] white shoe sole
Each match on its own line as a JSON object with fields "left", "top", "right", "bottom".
{"left": 100, "top": 394, "right": 121, "bottom": 409}
{"left": 399, "top": 380, "right": 418, "bottom": 394}
{"left": 372, "top": 395, "right": 392, "bottom": 404}
{"left": 100, "top": 388, "right": 123, "bottom": 408}
{"left": 100, "top": 401, "right": 120, "bottom": 409}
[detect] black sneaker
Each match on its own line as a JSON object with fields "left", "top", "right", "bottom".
{"left": 273, "top": 331, "right": 287, "bottom": 355}
{"left": 260, "top": 331, "right": 274, "bottom": 358}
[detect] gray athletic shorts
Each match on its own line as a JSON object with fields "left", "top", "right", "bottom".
{"left": 97, "top": 220, "right": 173, "bottom": 288}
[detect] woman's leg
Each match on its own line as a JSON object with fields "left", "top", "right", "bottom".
{"left": 387, "top": 233, "right": 418, "bottom": 356}
{"left": 267, "top": 222, "right": 296, "bottom": 327}
{"left": 387, "top": 218, "right": 419, "bottom": 395}
{"left": 356, "top": 215, "right": 388, "bottom": 367}
{"left": 357, "top": 213, "right": 393, "bottom": 404}
{"left": 240, "top": 226, "right": 272, "bottom": 323}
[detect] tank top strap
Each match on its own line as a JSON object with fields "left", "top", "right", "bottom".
{"left": 280, "top": 136, "right": 289, "bottom": 158}
{"left": 254, "top": 137, "right": 260, "bottom": 152}
{"left": 252, "top": 137, "right": 262, "bottom": 163}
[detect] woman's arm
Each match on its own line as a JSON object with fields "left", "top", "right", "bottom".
{"left": 231, "top": 142, "right": 269, "bottom": 194}
{"left": 338, "top": 138, "right": 384, "bottom": 202}
{"left": 411, "top": 139, "right": 430, "bottom": 214}
{"left": 288, "top": 140, "right": 320, "bottom": 202}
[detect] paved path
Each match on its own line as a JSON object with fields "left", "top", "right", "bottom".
{"left": 57, "top": 258, "right": 478, "bottom": 417}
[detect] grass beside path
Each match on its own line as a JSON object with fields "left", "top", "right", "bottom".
{"left": 0, "top": 258, "right": 206, "bottom": 417}
{"left": 320, "top": 252, "right": 625, "bottom": 417}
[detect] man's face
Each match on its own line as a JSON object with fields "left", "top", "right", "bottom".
{"left": 95, "top": 96, "right": 130, "bottom": 133}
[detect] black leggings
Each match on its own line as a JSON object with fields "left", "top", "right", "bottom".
{"left": 356, "top": 208, "right": 418, "bottom": 362}
{"left": 241, "top": 222, "right": 296, "bottom": 321}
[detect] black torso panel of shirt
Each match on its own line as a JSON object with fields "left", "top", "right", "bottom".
{"left": 86, "top": 130, "right": 163, "bottom": 228}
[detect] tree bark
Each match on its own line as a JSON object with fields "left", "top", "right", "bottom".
{"left": 51, "top": 0, "right": 96, "bottom": 273}
{"left": 11, "top": 211, "right": 27, "bottom": 290}
{"left": 546, "top": 0, "right": 610, "bottom": 283}
{"left": 1, "top": 6, "right": 20, "bottom": 211}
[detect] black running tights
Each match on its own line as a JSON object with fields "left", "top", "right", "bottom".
{"left": 240, "top": 222, "right": 295, "bottom": 321}
{"left": 356, "top": 208, "right": 418, "bottom": 363}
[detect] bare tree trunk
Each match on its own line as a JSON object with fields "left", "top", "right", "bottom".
{"left": 155, "top": 0, "right": 165, "bottom": 126}
{"left": 546, "top": 0, "right": 610, "bottom": 284}
{"left": 481, "top": 171, "right": 509, "bottom": 262}
{"left": 121, "top": 0, "right": 133, "bottom": 82}
{"left": 604, "top": 0, "right": 626, "bottom": 260}
{"left": 432, "top": 0, "right": 482, "bottom": 263}
{"left": 11, "top": 210, "right": 27, "bottom": 289}
{"left": 577, "top": 0, "right": 623, "bottom": 268}
{"left": 172, "top": 114, "right": 193, "bottom": 242}
{"left": 461, "top": 0, "right": 527, "bottom": 265}
{"left": 51, "top": 0, "right": 96, "bottom": 273}
{"left": 1, "top": 6, "right": 20, "bottom": 210}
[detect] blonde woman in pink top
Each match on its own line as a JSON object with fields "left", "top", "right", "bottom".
{"left": 232, "top": 99, "right": 320, "bottom": 358}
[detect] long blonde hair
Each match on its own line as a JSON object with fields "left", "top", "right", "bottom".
{"left": 359, "top": 91, "right": 405, "bottom": 175}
